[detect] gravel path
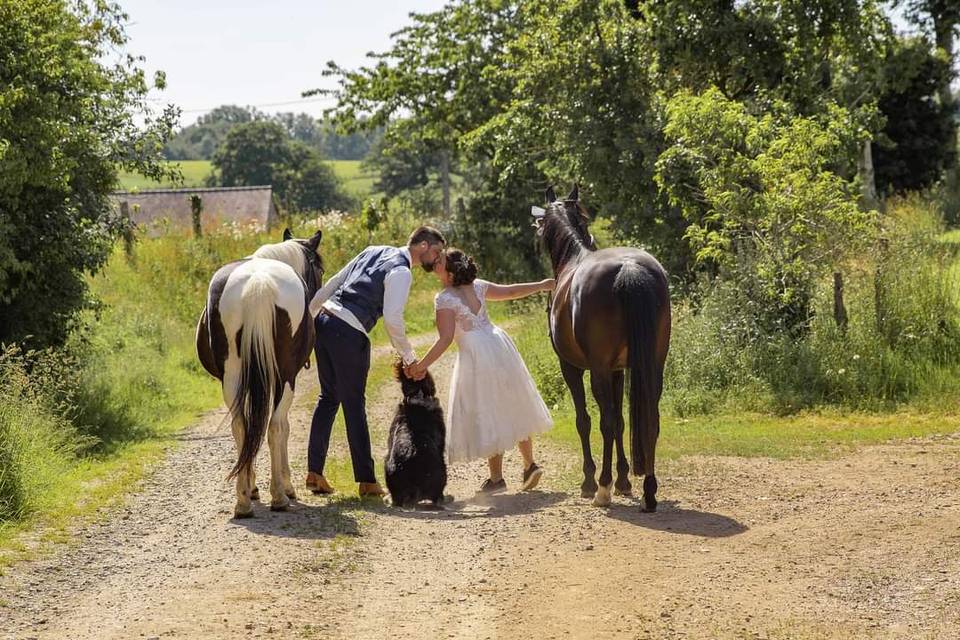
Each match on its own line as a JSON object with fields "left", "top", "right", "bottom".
{"left": 2, "top": 340, "right": 959, "bottom": 639}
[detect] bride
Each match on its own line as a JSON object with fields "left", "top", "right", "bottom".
{"left": 406, "top": 248, "right": 555, "bottom": 493}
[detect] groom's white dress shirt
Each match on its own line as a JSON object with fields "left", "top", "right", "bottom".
{"left": 309, "top": 246, "right": 416, "bottom": 365}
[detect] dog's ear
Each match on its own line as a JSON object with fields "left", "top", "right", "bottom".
{"left": 393, "top": 359, "right": 405, "bottom": 381}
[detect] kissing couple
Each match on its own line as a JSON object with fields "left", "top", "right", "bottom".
{"left": 304, "top": 226, "right": 555, "bottom": 498}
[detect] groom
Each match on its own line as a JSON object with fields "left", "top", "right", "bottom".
{"left": 305, "top": 226, "right": 446, "bottom": 497}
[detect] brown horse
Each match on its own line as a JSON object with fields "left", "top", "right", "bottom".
{"left": 534, "top": 186, "right": 671, "bottom": 511}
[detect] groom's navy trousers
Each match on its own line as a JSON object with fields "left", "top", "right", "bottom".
{"left": 308, "top": 312, "right": 375, "bottom": 483}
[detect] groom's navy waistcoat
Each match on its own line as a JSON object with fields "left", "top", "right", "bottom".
{"left": 333, "top": 246, "right": 410, "bottom": 332}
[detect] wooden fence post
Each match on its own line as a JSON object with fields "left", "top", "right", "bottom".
{"left": 190, "top": 194, "right": 203, "bottom": 238}
{"left": 874, "top": 237, "right": 889, "bottom": 337}
{"left": 120, "top": 201, "right": 136, "bottom": 260}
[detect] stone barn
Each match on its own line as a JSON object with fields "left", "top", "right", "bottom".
{"left": 111, "top": 185, "right": 280, "bottom": 234}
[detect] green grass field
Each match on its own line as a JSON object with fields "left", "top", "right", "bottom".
{"left": 116, "top": 160, "right": 377, "bottom": 199}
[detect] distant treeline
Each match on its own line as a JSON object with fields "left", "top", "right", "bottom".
{"left": 163, "top": 105, "right": 382, "bottom": 161}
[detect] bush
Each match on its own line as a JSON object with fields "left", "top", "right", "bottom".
{"left": 664, "top": 195, "right": 960, "bottom": 414}
{"left": 0, "top": 347, "right": 81, "bottom": 522}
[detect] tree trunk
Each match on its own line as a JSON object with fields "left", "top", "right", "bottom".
{"left": 933, "top": 9, "right": 957, "bottom": 169}
{"left": 440, "top": 151, "right": 451, "bottom": 217}
{"left": 833, "top": 272, "right": 848, "bottom": 334}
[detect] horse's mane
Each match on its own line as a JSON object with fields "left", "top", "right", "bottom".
{"left": 252, "top": 241, "right": 308, "bottom": 275}
{"left": 541, "top": 201, "right": 592, "bottom": 272}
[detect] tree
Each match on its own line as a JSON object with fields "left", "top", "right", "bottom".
{"left": 895, "top": 0, "right": 960, "bottom": 169}
{"left": 656, "top": 88, "right": 875, "bottom": 331}
{"left": 0, "top": 0, "right": 177, "bottom": 348}
{"left": 211, "top": 121, "right": 350, "bottom": 212}
{"left": 322, "top": 0, "right": 892, "bottom": 284}
{"left": 164, "top": 105, "right": 263, "bottom": 160}
{"left": 318, "top": 0, "right": 524, "bottom": 217}
{"left": 873, "top": 36, "right": 956, "bottom": 193}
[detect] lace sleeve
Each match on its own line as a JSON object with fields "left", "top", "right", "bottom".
{"left": 434, "top": 290, "right": 458, "bottom": 312}
{"left": 474, "top": 279, "right": 490, "bottom": 299}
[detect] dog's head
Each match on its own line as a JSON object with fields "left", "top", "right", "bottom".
{"left": 394, "top": 360, "right": 437, "bottom": 400}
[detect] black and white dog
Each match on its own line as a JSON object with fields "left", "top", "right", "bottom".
{"left": 385, "top": 361, "right": 448, "bottom": 509}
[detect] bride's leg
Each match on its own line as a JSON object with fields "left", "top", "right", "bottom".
{"left": 487, "top": 454, "right": 504, "bottom": 482}
{"left": 518, "top": 438, "right": 535, "bottom": 469}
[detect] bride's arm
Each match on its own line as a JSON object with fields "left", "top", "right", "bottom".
{"left": 484, "top": 279, "right": 555, "bottom": 301}
{"left": 408, "top": 308, "right": 456, "bottom": 378}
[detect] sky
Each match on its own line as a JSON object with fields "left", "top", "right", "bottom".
{"left": 120, "top": 1, "right": 449, "bottom": 127}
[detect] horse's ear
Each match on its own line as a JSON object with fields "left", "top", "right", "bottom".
{"left": 283, "top": 228, "right": 293, "bottom": 241}
{"left": 307, "top": 229, "right": 322, "bottom": 253}
{"left": 545, "top": 186, "right": 557, "bottom": 203}
{"left": 567, "top": 184, "right": 579, "bottom": 201}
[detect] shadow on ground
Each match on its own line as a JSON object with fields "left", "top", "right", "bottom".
{"left": 603, "top": 499, "right": 748, "bottom": 538}
{"left": 379, "top": 490, "right": 568, "bottom": 521}
{"left": 229, "top": 499, "right": 361, "bottom": 539}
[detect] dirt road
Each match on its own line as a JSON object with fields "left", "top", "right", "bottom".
{"left": 2, "top": 347, "right": 959, "bottom": 639}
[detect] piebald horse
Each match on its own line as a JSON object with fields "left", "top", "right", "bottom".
{"left": 534, "top": 187, "right": 671, "bottom": 512}
{"left": 196, "top": 229, "right": 323, "bottom": 518}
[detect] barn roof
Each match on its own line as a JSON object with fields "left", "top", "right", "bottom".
{"left": 111, "top": 185, "right": 279, "bottom": 233}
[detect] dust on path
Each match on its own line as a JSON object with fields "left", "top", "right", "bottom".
{"left": 2, "top": 339, "right": 960, "bottom": 640}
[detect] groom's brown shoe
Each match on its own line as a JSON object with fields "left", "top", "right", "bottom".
{"left": 358, "top": 482, "right": 386, "bottom": 498}
{"left": 305, "top": 472, "right": 334, "bottom": 495}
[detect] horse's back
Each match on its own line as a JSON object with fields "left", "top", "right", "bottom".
{"left": 217, "top": 258, "right": 307, "bottom": 339}
{"left": 199, "top": 257, "right": 311, "bottom": 383}
{"left": 556, "top": 248, "right": 668, "bottom": 370}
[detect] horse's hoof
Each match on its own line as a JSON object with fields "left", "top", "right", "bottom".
{"left": 250, "top": 487, "right": 260, "bottom": 501}
{"left": 614, "top": 486, "right": 632, "bottom": 497}
{"left": 641, "top": 504, "right": 657, "bottom": 513}
{"left": 593, "top": 485, "right": 613, "bottom": 507}
{"left": 581, "top": 481, "right": 598, "bottom": 499}
{"left": 270, "top": 501, "right": 289, "bottom": 512}
{"left": 285, "top": 490, "right": 297, "bottom": 500}
{"left": 234, "top": 509, "right": 254, "bottom": 519}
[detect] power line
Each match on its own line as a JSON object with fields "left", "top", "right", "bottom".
{"left": 146, "top": 96, "right": 335, "bottom": 113}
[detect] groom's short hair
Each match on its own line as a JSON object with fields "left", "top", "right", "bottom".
{"left": 408, "top": 226, "right": 446, "bottom": 247}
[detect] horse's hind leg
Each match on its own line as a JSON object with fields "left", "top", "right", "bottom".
{"left": 590, "top": 371, "right": 617, "bottom": 507}
{"left": 611, "top": 370, "right": 632, "bottom": 497}
{"left": 278, "top": 382, "right": 297, "bottom": 499}
{"left": 560, "top": 360, "right": 596, "bottom": 498}
{"left": 267, "top": 383, "right": 295, "bottom": 511}
{"left": 224, "top": 374, "right": 254, "bottom": 518}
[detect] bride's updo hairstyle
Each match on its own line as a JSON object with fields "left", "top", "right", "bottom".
{"left": 445, "top": 248, "right": 478, "bottom": 286}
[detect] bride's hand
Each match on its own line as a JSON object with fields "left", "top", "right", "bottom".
{"left": 406, "top": 361, "right": 428, "bottom": 380}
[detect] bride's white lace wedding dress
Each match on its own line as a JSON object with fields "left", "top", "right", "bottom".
{"left": 435, "top": 279, "right": 553, "bottom": 463}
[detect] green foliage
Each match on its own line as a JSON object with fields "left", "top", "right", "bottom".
{"left": 0, "top": 0, "right": 177, "bottom": 349}
{"left": 657, "top": 88, "right": 876, "bottom": 331}
{"left": 0, "top": 347, "right": 79, "bottom": 522}
{"left": 211, "top": 121, "right": 352, "bottom": 212}
{"left": 164, "top": 105, "right": 382, "bottom": 162}
{"left": 662, "top": 196, "right": 960, "bottom": 414}
{"left": 873, "top": 35, "right": 957, "bottom": 194}
{"left": 164, "top": 105, "right": 259, "bottom": 161}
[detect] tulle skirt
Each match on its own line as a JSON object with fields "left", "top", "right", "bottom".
{"left": 446, "top": 324, "right": 553, "bottom": 463}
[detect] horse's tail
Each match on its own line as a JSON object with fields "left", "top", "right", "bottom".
{"left": 228, "top": 272, "right": 280, "bottom": 480}
{"left": 615, "top": 262, "right": 664, "bottom": 477}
